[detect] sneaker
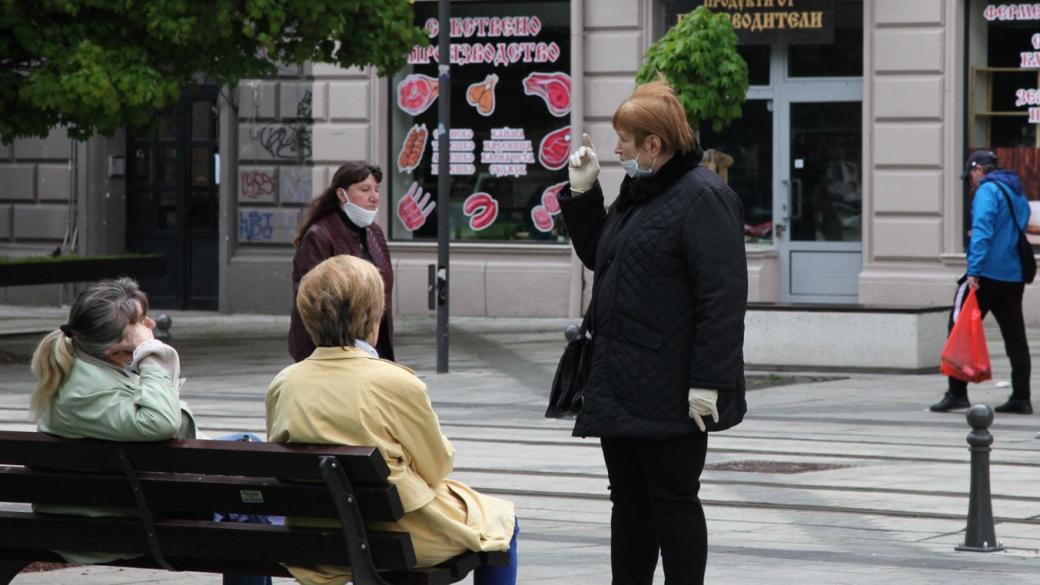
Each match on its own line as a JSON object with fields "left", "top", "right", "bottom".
{"left": 994, "top": 398, "right": 1033, "bottom": 415}
{"left": 930, "top": 392, "right": 971, "bottom": 412}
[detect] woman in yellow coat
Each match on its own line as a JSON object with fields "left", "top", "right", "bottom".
{"left": 266, "top": 255, "right": 518, "bottom": 585}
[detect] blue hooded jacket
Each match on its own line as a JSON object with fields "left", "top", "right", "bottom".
{"left": 967, "top": 170, "right": 1031, "bottom": 282}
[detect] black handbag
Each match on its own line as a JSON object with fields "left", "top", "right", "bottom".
{"left": 545, "top": 313, "right": 593, "bottom": 418}
{"left": 992, "top": 180, "right": 1037, "bottom": 284}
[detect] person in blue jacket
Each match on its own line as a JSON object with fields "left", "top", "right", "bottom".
{"left": 931, "top": 151, "right": 1033, "bottom": 414}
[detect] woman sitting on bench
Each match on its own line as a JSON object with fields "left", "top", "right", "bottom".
{"left": 267, "top": 255, "right": 519, "bottom": 585}
{"left": 30, "top": 277, "right": 193, "bottom": 444}
{"left": 27, "top": 278, "right": 193, "bottom": 564}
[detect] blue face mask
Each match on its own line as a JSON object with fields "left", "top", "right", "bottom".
{"left": 619, "top": 149, "right": 656, "bottom": 178}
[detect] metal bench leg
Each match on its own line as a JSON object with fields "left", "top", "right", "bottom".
{"left": 319, "top": 456, "right": 391, "bottom": 585}
{"left": 0, "top": 560, "right": 31, "bottom": 585}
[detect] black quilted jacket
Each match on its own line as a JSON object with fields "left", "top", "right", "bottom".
{"left": 559, "top": 150, "right": 748, "bottom": 438}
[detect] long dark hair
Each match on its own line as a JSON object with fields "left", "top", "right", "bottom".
{"left": 293, "top": 161, "right": 383, "bottom": 247}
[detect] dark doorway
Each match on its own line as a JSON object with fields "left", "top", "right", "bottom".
{"left": 127, "top": 87, "right": 220, "bottom": 310}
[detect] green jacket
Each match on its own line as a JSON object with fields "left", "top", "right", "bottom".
{"left": 38, "top": 353, "right": 194, "bottom": 441}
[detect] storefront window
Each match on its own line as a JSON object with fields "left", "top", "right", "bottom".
{"left": 787, "top": 0, "right": 862, "bottom": 78}
{"left": 389, "top": 1, "right": 571, "bottom": 242}
{"left": 967, "top": 1, "right": 1040, "bottom": 209}
{"left": 699, "top": 100, "right": 773, "bottom": 243}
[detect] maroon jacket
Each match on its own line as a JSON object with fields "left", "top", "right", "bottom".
{"left": 289, "top": 211, "right": 395, "bottom": 362}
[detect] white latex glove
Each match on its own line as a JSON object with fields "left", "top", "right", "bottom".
{"left": 568, "top": 133, "right": 600, "bottom": 193}
{"left": 688, "top": 388, "right": 719, "bottom": 432}
{"left": 131, "top": 338, "right": 181, "bottom": 387}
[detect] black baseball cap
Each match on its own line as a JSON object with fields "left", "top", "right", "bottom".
{"left": 961, "top": 150, "right": 998, "bottom": 179}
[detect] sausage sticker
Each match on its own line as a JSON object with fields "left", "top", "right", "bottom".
{"left": 463, "top": 192, "right": 499, "bottom": 231}
{"left": 397, "top": 123, "right": 429, "bottom": 174}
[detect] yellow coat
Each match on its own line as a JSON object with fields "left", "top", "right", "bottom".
{"left": 266, "top": 346, "right": 515, "bottom": 585}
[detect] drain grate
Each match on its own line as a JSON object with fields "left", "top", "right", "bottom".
{"left": 705, "top": 460, "right": 853, "bottom": 474}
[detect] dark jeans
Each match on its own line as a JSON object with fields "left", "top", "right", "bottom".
{"left": 948, "top": 277, "right": 1031, "bottom": 400}
{"left": 601, "top": 433, "right": 709, "bottom": 585}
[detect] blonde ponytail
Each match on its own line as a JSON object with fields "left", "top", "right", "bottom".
{"left": 30, "top": 329, "right": 76, "bottom": 418}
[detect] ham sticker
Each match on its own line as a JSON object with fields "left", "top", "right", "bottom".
{"left": 463, "top": 192, "right": 499, "bottom": 231}
{"left": 523, "top": 72, "right": 572, "bottom": 117}
{"left": 538, "top": 126, "right": 570, "bottom": 171}
{"left": 397, "top": 74, "right": 439, "bottom": 116}
{"left": 465, "top": 74, "right": 499, "bottom": 117}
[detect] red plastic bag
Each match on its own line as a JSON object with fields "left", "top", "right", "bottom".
{"left": 940, "top": 289, "right": 992, "bottom": 383}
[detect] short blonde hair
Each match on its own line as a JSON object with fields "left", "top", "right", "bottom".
{"left": 612, "top": 80, "right": 695, "bottom": 154}
{"left": 296, "top": 255, "right": 384, "bottom": 348}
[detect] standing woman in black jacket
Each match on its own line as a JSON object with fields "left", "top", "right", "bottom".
{"left": 558, "top": 80, "right": 747, "bottom": 585}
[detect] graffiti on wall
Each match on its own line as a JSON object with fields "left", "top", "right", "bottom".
{"left": 248, "top": 90, "right": 314, "bottom": 160}
{"left": 238, "top": 208, "right": 303, "bottom": 243}
{"left": 239, "top": 210, "right": 274, "bottom": 241}
{"left": 240, "top": 170, "right": 276, "bottom": 200}
{"left": 250, "top": 125, "right": 312, "bottom": 160}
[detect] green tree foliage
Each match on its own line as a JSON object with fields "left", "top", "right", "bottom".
{"left": 636, "top": 6, "right": 748, "bottom": 131}
{"left": 0, "top": 0, "right": 428, "bottom": 142}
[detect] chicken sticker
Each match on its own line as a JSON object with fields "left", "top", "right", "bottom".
{"left": 523, "top": 72, "right": 572, "bottom": 117}
{"left": 463, "top": 192, "right": 499, "bottom": 231}
{"left": 397, "top": 123, "right": 429, "bottom": 174}
{"left": 465, "top": 74, "right": 499, "bottom": 117}
{"left": 531, "top": 181, "right": 567, "bottom": 232}
{"left": 397, "top": 181, "right": 436, "bottom": 231}
{"left": 538, "top": 126, "right": 571, "bottom": 171}
{"left": 397, "top": 74, "right": 439, "bottom": 116}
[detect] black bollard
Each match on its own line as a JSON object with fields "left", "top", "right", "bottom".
{"left": 154, "top": 314, "right": 173, "bottom": 344}
{"left": 955, "top": 404, "right": 1004, "bottom": 552}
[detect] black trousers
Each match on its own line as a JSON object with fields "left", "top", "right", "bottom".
{"left": 601, "top": 432, "right": 708, "bottom": 585}
{"left": 948, "top": 277, "right": 1031, "bottom": 400}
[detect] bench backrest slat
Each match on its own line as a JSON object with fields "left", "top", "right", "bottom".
{"left": 0, "top": 512, "right": 417, "bottom": 569}
{"left": 0, "top": 431, "right": 390, "bottom": 483}
{"left": 0, "top": 467, "right": 405, "bottom": 521}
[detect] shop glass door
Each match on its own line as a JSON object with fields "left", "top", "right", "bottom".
{"left": 776, "top": 99, "right": 862, "bottom": 303}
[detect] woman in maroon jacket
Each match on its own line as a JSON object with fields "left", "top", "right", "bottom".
{"left": 289, "top": 161, "right": 395, "bottom": 361}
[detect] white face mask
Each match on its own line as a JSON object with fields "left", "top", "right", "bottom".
{"left": 340, "top": 193, "right": 378, "bottom": 227}
{"left": 619, "top": 149, "right": 656, "bottom": 179}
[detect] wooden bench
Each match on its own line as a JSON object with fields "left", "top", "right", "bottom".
{"left": 0, "top": 431, "right": 508, "bottom": 585}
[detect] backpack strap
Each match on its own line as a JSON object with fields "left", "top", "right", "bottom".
{"left": 989, "top": 179, "right": 1027, "bottom": 236}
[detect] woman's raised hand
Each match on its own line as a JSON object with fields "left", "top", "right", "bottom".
{"left": 123, "top": 322, "right": 155, "bottom": 350}
{"left": 568, "top": 133, "right": 600, "bottom": 193}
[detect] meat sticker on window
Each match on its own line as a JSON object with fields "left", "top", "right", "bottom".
{"left": 538, "top": 126, "right": 571, "bottom": 170}
{"left": 390, "top": 4, "right": 571, "bottom": 241}
{"left": 523, "top": 72, "right": 571, "bottom": 117}
{"left": 466, "top": 74, "right": 499, "bottom": 116}
{"left": 398, "top": 74, "right": 440, "bottom": 116}
{"left": 397, "top": 124, "right": 429, "bottom": 174}
{"left": 531, "top": 181, "right": 567, "bottom": 232}
{"left": 397, "top": 181, "right": 436, "bottom": 231}
{"left": 463, "top": 192, "right": 499, "bottom": 231}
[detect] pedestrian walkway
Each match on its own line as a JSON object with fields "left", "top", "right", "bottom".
{"left": 0, "top": 306, "right": 1037, "bottom": 583}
